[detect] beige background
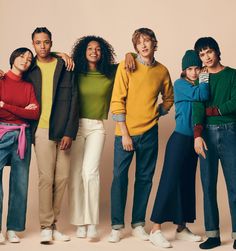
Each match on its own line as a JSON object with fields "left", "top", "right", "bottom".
{"left": 0, "top": 0, "right": 236, "bottom": 250}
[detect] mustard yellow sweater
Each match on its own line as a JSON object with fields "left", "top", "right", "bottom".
{"left": 111, "top": 60, "right": 174, "bottom": 136}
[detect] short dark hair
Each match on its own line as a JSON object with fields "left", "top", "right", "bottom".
{"left": 194, "top": 37, "right": 221, "bottom": 60}
{"left": 31, "top": 27, "right": 52, "bottom": 40}
{"left": 9, "top": 47, "right": 34, "bottom": 69}
{"left": 132, "top": 28, "right": 158, "bottom": 52}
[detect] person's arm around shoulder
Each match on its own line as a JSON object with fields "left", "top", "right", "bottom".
{"left": 53, "top": 52, "right": 75, "bottom": 71}
{"left": 124, "top": 52, "right": 137, "bottom": 72}
{"left": 174, "top": 73, "right": 209, "bottom": 103}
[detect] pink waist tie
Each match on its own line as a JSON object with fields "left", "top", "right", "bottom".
{"left": 0, "top": 124, "right": 29, "bottom": 159}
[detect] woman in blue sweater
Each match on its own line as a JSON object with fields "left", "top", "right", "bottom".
{"left": 149, "top": 50, "right": 209, "bottom": 248}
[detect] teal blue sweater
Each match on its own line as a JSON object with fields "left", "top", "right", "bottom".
{"left": 174, "top": 78, "right": 209, "bottom": 136}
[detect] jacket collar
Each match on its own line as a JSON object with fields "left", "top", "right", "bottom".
{"left": 30, "top": 53, "right": 63, "bottom": 70}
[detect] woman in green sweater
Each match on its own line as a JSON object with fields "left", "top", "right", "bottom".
{"left": 69, "top": 36, "right": 133, "bottom": 240}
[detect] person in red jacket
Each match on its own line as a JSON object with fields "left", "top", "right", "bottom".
{"left": 0, "top": 47, "right": 40, "bottom": 244}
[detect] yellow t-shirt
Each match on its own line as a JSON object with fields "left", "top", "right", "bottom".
{"left": 37, "top": 58, "right": 57, "bottom": 128}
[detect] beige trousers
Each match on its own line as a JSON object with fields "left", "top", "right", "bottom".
{"left": 69, "top": 118, "right": 105, "bottom": 225}
{"left": 34, "top": 128, "right": 71, "bottom": 228}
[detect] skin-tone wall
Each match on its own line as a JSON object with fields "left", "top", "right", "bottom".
{"left": 0, "top": 0, "right": 235, "bottom": 241}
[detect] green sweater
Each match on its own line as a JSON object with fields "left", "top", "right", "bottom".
{"left": 77, "top": 70, "right": 115, "bottom": 120}
{"left": 193, "top": 67, "right": 236, "bottom": 125}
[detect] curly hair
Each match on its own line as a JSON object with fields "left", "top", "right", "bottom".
{"left": 71, "top": 35, "right": 116, "bottom": 79}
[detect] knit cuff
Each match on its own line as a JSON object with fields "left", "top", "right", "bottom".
{"left": 194, "top": 124, "right": 203, "bottom": 138}
{"left": 205, "top": 107, "right": 221, "bottom": 116}
{"left": 199, "top": 72, "right": 209, "bottom": 84}
{"left": 112, "top": 113, "right": 126, "bottom": 122}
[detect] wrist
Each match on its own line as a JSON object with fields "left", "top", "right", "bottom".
{"left": 122, "top": 132, "right": 130, "bottom": 138}
{"left": 194, "top": 124, "right": 203, "bottom": 138}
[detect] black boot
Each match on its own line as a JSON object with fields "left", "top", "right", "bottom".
{"left": 199, "top": 237, "right": 221, "bottom": 249}
{"left": 233, "top": 240, "right": 236, "bottom": 249}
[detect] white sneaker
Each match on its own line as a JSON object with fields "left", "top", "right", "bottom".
{"left": 132, "top": 226, "right": 149, "bottom": 241}
{"left": 7, "top": 231, "right": 20, "bottom": 243}
{"left": 175, "top": 227, "right": 202, "bottom": 242}
{"left": 0, "top": 232, "right": 5, "bottom": 244}
{"left": 76, "top": 226, "right": 86, "bottom": 238}
{"left": 53, "top": 230, "right": 70, "bottom": 242}
{"left": 149, "top": 230, "right": 172, "bottom": 248}
{"left": 108, "top": 229, "right": 122, "bottom": 243}
{"left": 87, "top": 225, "right": 98, "bottom": 239}
{"left": 40, "top": 229, "right": 53, "bottom": 244}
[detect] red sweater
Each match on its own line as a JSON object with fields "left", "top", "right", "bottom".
{"left": 0, "top": 71, "right": 40, "bottom": 124}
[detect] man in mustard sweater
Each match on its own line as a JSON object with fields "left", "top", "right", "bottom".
{"left": 108, "top": 28, "right": 174, "bottom": 243}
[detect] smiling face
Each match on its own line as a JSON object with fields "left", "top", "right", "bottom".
{"left": 185, "top": 66, "right": 201, "bottom": 82}
{"left": 32, "top": 32, "right": 52, "bottom": 61}
{"left": 12, "top": 51, "right": 33, "bottom": 75}
{"left": 135, "top": 34, "right": 156, "bottom": 60}
{"left": 86, "top": 40, "right": 101, "bottom": 67}
{"left": 198, "top": 47, "right": 220, "bottom": 69}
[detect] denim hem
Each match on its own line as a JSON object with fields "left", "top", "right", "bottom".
{"left": 7, "top": 226, "right": 25, "bottom": 232}
{"left": 112, "top": 114, "right": 126, "bottom": 122}
{"left": 232, "top": 232, "right": 236, "bottom": 239}
{"left": 112, "top": 224, "right": 124, "bottom": 230}
{"left": 131, "top": 222, "right": 145, "bottom": 228}
{"left": 206, "top": 230, "right": 220, "bottom": 237}
{"left": 40, "top": 225, "right": 54, "bottom": 230}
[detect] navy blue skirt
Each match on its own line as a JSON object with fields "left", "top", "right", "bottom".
{"left": 150, "top": 131, "right": 198, "bottom": 225}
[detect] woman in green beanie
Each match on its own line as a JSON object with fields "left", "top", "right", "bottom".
{"left": 149, "top": 50, "right": 209, "bottom": 248}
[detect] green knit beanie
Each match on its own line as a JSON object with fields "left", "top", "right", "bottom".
{"left": 182, "top": 50, "right": 202, "bottom": 70}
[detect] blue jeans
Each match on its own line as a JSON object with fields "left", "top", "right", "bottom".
{"left": 200, "top": 122, "right": 236, "bottom": 239}
{"left": 0, "top": 125, "right": 31, "bottom": 231}
{"left": 111, "top": 125, "right": 158, "bottom": 229}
